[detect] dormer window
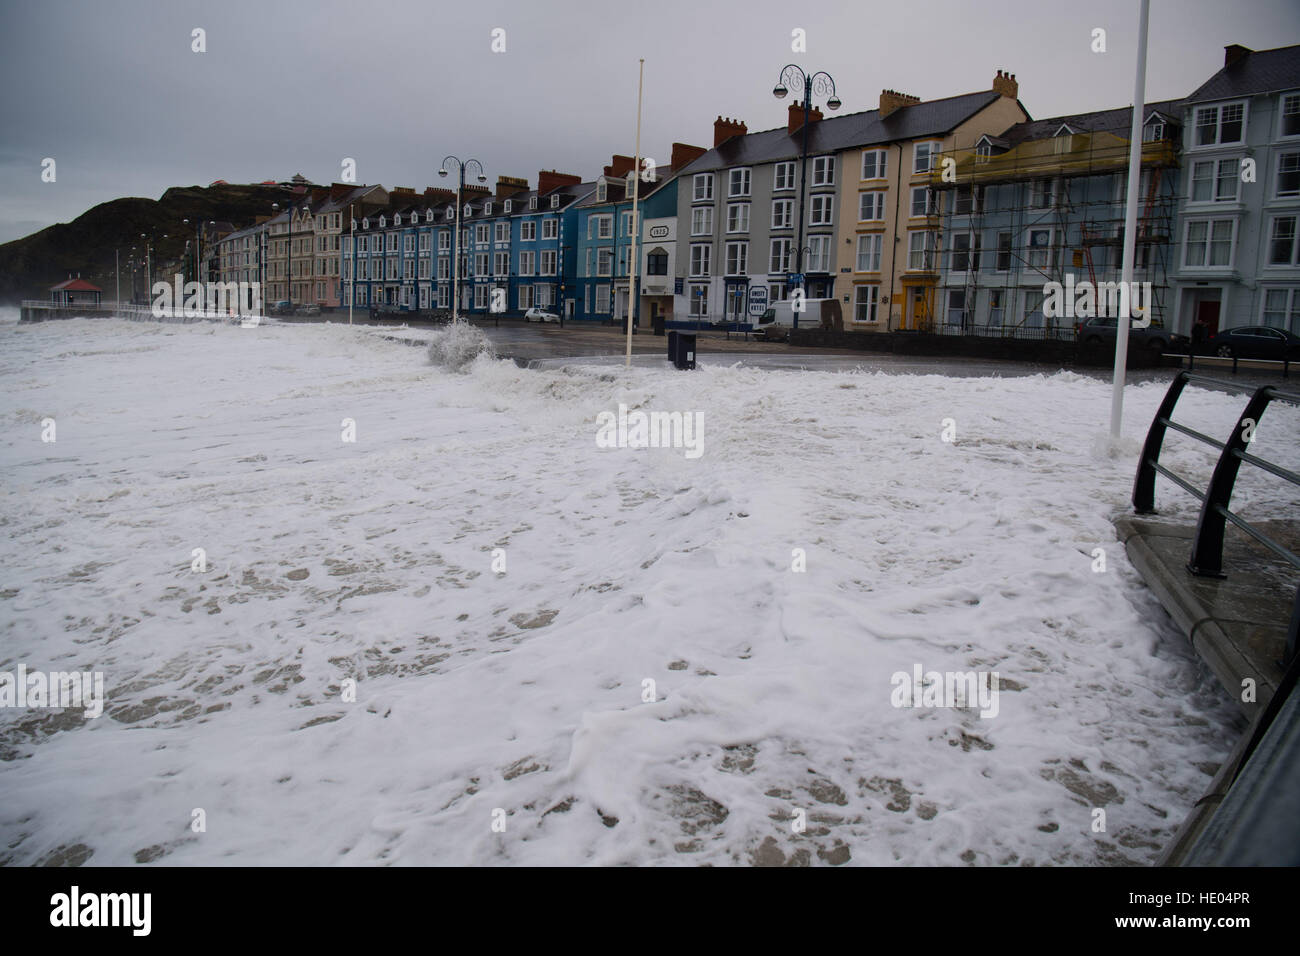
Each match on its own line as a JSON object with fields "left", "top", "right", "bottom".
{"left": 446, "top": 209, "right": 454, "bottom": 221}
{"left": 484, "top": 201, "right": 493, "bottom": 215}
{"left": 426, "top": 210, "right": 434, "bottom": 223}
{"left": 504, "top": 200, "right": 512, "bottom": 213}
{"left": 550, "top": 195, "right": 560, "bottom": 209}
{"left": 394, "top": 213, "right": 402, "bottom": 226}
{"left": 529, "top": 196, "right": 538, "bottom": 210}
{"left": 597, "top": 182, "right": 608, "bottom": 201}
{"left": 976, "top": 139, "right": 992, "bottom": 164}
{"left": 362, "top": 218, "right": 369, "bottom": 229}
{"left": 463, "top": 204, "right": 471, "bottom": 218}
{"left": 379, "top": 215, "right": 386, "bottom": 228}
{"left": 1143, "top": 115, "right": 1167, "bottom": 142}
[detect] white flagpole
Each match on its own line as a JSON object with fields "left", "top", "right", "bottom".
{"left": 349, "top": 203, "right": 354, "bottom": 326}
{"left": 626, "top": 58, "right": 644, "bottom": 368}
{"left": 1109, "top": 0, "right": 1150, "bottom": 441}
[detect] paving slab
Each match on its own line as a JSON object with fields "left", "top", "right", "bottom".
{"left": 1115, "top": 515, "right": 1296, "bottom": 715}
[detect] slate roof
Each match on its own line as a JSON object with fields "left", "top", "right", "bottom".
{"left": 1187, "top": 44, "right": 1300, "bottom": 103}
{"left": 679, "top": 90, "right": 1011, "bottom": 175}
{"left": 1002, "top": 98, "right": 1184, "bottom": 146}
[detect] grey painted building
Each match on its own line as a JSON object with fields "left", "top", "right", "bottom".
{"left": 1170, "top": 44, "right": 1300, "bottom": 336}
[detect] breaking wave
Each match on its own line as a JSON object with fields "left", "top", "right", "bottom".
{"left": 426, "top": 320, "right": 496, "bottom": 373}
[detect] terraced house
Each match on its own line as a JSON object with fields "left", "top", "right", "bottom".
{"left": 572, "top": 144, "right": 704, "bottom": 324}
{"left": 341, "top": 172, "right": 595, "bottom": 317}
{"left": 928, "top": 98, "right": 1183, "bottom": 338}
{"left": 671, "top": 76, "right": 1026, "bottom": 329}
{"left": 345, "top": 186, "right": 464, "bottom": 312}
{"left": 1169, "top": 43, "right": 1300, "bottom": 336}
{"left": 453, "top": 171, "right": 593, "bottom": 318}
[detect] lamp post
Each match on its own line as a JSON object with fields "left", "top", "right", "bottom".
{"left": 773, "top": 65, "right": 841, "bottom": 329}
{"left": 439, "top": 155, "right": 487, "bottom": 322}
{"left": 140, "top": 232, "right": 166, "bottom": 308}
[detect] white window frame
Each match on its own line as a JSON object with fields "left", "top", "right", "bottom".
{"left": 910, "top": 186, "right": 935, "bottom": 218}
{"left": 1281, "top": 93, "right": 1300, "bottom": 139}
{"left": 728, "top": 167, "right": 751, "bottom": 198}
{"left": 1266, "top": 215, "right": 1298, "bottom": 267}
{"left": 855, "top": 233, "right": 882, "bottom": 273}
{"left": 906, "top": 231, "right": 935, "bottom": 271}
{"left": 811, "top": 156, "right": 835, "bottom": 187}
{"left": 1192, "top": 101, "right": 1247, "bottom": 149}
{"left": 861, "top": 149, "right": 887, "bottom": 180}
{"left": 770, "top": 238, "right": 792, "bottom": 274}
{"left": 1261, "top": 287, "right": 1300, "bottom": 332}
{"left": 693, "top": 173, "right": 714, "bottom": 202}
{"left": 807, "top": 235, "right": 831, "bottom": 272}
{"left": 859, "top": 190, "right": 885, "bottom": 222}
{"left": 772, "top": 199, "right": 794, "bottom": 230}
{"left": 1275, "top": 151, "right": 1300, "bottom": 199}
{"left": 913, "top": 140, "right": 939, "bottom": 174}
{"left": 542, "top": 218, "right": 558, "bottom": 240}
{"left": 1182, "top": 217, "right": 1237, "bottom": 270}
{"left": 727, "top": 202, "right": 751, "bottom": 233}
{"left": 773, "top": 162, "right": 796, "bottom": 191}
{"left": 1189, "top": 157, "right": 1241, "bottom": 203}
{"left": 691, "top": 206, "right": 713, "bottom": 236}
{"left": 853, "top": 284, "right": 880, "bottom": 323}
{"left": 725, "top": 241, "right": 748, "bottom": 276}
{"left": 690, "top": 243, "right": 712, "bottom": 277}
{"left": 809, "top": 194, "right": 833, "bottom": 226}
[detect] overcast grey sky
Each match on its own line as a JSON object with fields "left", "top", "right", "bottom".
{"left": 1, "top": 0, "right": 1297, "bottom": 244}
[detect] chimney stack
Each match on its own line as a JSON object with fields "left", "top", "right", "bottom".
{"left": 422, "top": 187, "right": 456, "bottom": 205}
{"left": 788, "top": 102, "right": 825, "bottom": 136}
{"left": 671, "top": 142, "right": 707, "bottom": 171}
{"left": 879, "top": 88, "right": 921, "bottom": 119}
{"left": 714, "top": 116, "right": 748, "bottom": 148}
{"left": 537, "top": 169, "right": 582, "bottom": 196}
{"left": 1224, "top": 44, "right": 1251, "bottom": 68}
{"left": 991, "top": 70, "right": 1019, "bottom": 100}
{"left": 603, "top": 154, "right": 637, "bottom": 179}
{"left": 496, "top": 175, "right": 529, "bottom": 198}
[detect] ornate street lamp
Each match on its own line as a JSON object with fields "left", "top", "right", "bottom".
{"left": 439, "top": 155, "right": 487, "bottom": 321}
{"left": 773, "top": 65, "right": 841, "bottom": 328}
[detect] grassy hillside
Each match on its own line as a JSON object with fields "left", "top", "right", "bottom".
{"left": 0, "top": 183, "right": 293, "bottom": 303}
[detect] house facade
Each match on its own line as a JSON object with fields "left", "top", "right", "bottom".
{"left": 674, "top": 77, "right": 1026, "bottom": 329}
{"left": 1169, "top": 44, "right": 1300, "bottom": 336}
{"left": 928, "top": 99, "right": 1182, "bottom": 338}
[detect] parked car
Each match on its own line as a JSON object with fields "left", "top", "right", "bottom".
{"left": 294, "top": 303, "right": 321, "bottom": 317}
{"left": 754, "top": 298, "right": 843, "bottom": 342}
{"left": 524, "top": 307, "right": 559, "bottom": 323}
{"left": 269, "top": 300, "right": 292, "bottom": 316}
{"left": 1203, "top": 325, "right": 1300, "bottom": 360}
{"left": 1075, "top": 315, "right": 1185, "bottom": 354}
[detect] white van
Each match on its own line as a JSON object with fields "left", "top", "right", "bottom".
{"left": 754, "top": 298, "right": 844, "bottom": 342}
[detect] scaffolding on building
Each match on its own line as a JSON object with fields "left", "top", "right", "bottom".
{"left": 926, "top": 127, "right": 1180, "bottom": 339}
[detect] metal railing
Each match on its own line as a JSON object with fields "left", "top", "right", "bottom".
{"left": 1133, "top": 370, "right": 1300, "bottom": 664}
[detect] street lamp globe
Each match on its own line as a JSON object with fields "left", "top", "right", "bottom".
{"left": 476, "top": 174, "right": 487, "bottom": 183}
{"left": 827, "top": 95, "right": 842, "bottom": 111}
{"left": 438, "top": 168, "right": 449, "bottom": 178}
{"left": 772, "top": 83, "right": 789, "bottom": 99}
